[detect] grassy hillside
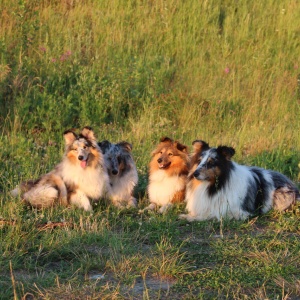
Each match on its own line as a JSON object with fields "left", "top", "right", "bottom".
{"left": 0, "top": 0, "right": 300, "bottom": 299}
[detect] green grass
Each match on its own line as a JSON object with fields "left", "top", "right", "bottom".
{"left": 1, "top": 0, "right": 300, "bottom": 299}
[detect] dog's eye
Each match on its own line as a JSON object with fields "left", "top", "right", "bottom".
{"left": 168, "top": 153, "right": 173, "bottom": 156}
{"left": 83, "top": 146, "right": 87, "bottom": 149}
{"left": 207, "top": 159, "right": 215, "bottom": 167}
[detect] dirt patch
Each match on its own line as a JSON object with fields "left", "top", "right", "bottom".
{"left": 131, "top": 276, "right": 175, "bottom": 293}
{"left": 88, "top": 271, "right": 176, "bottom": 299}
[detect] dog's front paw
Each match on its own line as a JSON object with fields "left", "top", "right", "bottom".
{"left": 178, "top": 213, "right": 187, "bottom": 220}
{"left": 139, "top": 203, "right": 156, "bottom": 214}
{"left": 59, "top": 196, "right": 68, "bottom": 206}
{"left": 158, "top": 203, "right": 172, "bottom": 214}
{"left": 179, "top": 214, "right": 197, "bottom": 222}
{"left": 127, "top": 197, "right": 137, "bottom": 208}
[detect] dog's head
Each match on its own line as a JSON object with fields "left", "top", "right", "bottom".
{"left": 99, "top": 140, "right": 133, "bottom": 176}
{"left": 64, "top": 126, "right": 100, "bottom": 168}
{"left": 150, "top": 137, "right": 189, "bottom": 173}
{"left": 191, "top": 140, "right": 235, "bottom": 184}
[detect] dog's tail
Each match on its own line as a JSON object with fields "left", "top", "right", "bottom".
{"left": 11, "top": 180, "right": 37, "bottom": 197}
{"left": 11, "top": 174, "right": 68, "bottom": 208}
{"left": 23, "top": 184, "right": 59, "bottom": 208}
{"left": 11, "top": 186, "right": 21, "bottom": 197}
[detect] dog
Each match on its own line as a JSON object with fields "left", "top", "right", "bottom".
{"left": 179, "top": 140, "right": 300, "bottom": 221}
{"left": 140, "top": 137, "right": 190, "bottom": 214}
{"left": 11, "top": 127, "right": 110, "bottom": 211}
{"left": 98, "top": 140, "right": 138, "bottom": 208}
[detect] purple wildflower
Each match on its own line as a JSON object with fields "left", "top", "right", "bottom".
{"left": 39, "top": 46, "right": 47, "bottom": 52}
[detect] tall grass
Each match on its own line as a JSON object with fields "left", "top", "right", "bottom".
{"left": 0, "top": 0, "right": 300, "bottom": 299}
{"left": 1, "top": 0, "right": 299, "bottom": 159}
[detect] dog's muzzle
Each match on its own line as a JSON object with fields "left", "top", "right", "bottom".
{"left": 78, "top": 155, "right": 88, "bottom": 168}
{"left": 112, "top": 169, "right": 119, "bottom": 175}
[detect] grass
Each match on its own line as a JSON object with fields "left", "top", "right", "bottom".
{"left": 1, "top": 0, "right": 300, "bottom": 299}
{"left": 2, "top": 205, "right": 300, "bottom": 299}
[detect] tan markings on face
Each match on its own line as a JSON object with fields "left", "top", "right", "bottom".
{"left": 214, "top": 166, "right": 221, "bottom": 177}
{"left": 164, "top": 155, "right": 189, "bottom": 176}
{"left": 190, "top": 177, "right": 202, "bottom": 191}
{"left": 199, "top": 166, "right": 221, "bottom": 184}
{"left": 88, "top": 147, "right": 100, "bottom": 168}
{"left": 118, "top": 159, "right": 125, "bottom": 172}
{"left": 67, "top": 150, "right": 78, "bottom": 165}
{"left": 150, "top": 144, "right": 189, "bottom": 176}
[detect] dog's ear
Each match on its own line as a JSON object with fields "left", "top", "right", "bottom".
{"left": 118, "top": 141, "right": 132, "bottom": 152}
{"left": 160, "top": 137, "right": 173, "bottom": 143}
{"left": 175, "top": 142, "right": 188, "bottom": 153}
{"left": 63, "top": 130, "right": 77, "bottom": 146}
{"left": 192, "top": 140, "right": 209, "bottom": 153}
{"left": 217, "top": 146, "right": 235, "bottom": 160}
{"left": 98, "top": 140, "right": 111, "bottom": 154}
{"left": 81, "top": 126, "right": 96, "bottom": 141}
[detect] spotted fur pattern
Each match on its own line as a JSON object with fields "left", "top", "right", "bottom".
{"left": 11, "top": 127, "right": 110, "bottom": 211}
{"left": 98, "top": 140, "right": 138, "bottom": 208}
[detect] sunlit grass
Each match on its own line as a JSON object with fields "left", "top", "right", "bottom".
{"left": 0, "top": 0, "right": 300, "bottom": 298}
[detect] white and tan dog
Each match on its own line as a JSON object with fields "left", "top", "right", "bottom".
{"left": 141, "top": 137, "right": 190, "bottom": 213}
{"left": 11, "top": 127, "right": 110, "bottom": 211}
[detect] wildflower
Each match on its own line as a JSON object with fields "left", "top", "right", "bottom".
{"left": 51, "top": 58, "right": 57, "bottom": 62}
{"left": 39, "top": 46, "right": 46, "bottom": 52}
{"left": 65, "top": 50, "right": 72, "bottom": 56}
{"left": 59, "top": 50, "right": 72, "bottom": 61}
{"left": 224, "top": 67, "right": 230, "bottom": 74}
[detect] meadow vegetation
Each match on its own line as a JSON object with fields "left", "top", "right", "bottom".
{"left": 0, "top": 0, "right": 300, "bottom": 299}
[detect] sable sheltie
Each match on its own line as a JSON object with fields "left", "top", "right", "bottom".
{"left": 180, "top": 140, "right": 300, "bottom": 221}
{"left": 11, "top": 127, "right": 110, "bottom": 211}
{"left": 98, "top": 140, "right": 138, "bottom": 208}
{"left": 140, "top": 137, "right": 189, "bottom": 213}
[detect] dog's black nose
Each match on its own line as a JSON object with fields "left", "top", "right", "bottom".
{"left": 157, "top": 158, "right": 162, "bottom": 163}
{"left": 78, "top": 155, "right": 84, "bottom": 161}
{"left": 193, "top": 170, "right": 199, "bottom": 178}
{"left": 112, "top": 169, "right": 118, "bottom": 175}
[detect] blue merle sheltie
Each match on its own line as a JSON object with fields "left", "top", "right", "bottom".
{"left": 11, "top": 127, "right": 110, "bottom": 211}
{"left": 98, "top": 140, "right": 138, "bottom": 208}
{"left": 179, "top": 140, "right": 300, "bottom": 221}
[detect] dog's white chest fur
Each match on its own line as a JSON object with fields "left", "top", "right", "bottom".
{"left": 148, "top": 170, "right": 185, "bottom": 206}
{"left": 184, "top": 163, "right": 274, "bottom": 220}
{"left": 109, "top": 170, "right": 138, "bottom": 201}
{"left": 60, "top": 161, "right": 109, "bottom": 200}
